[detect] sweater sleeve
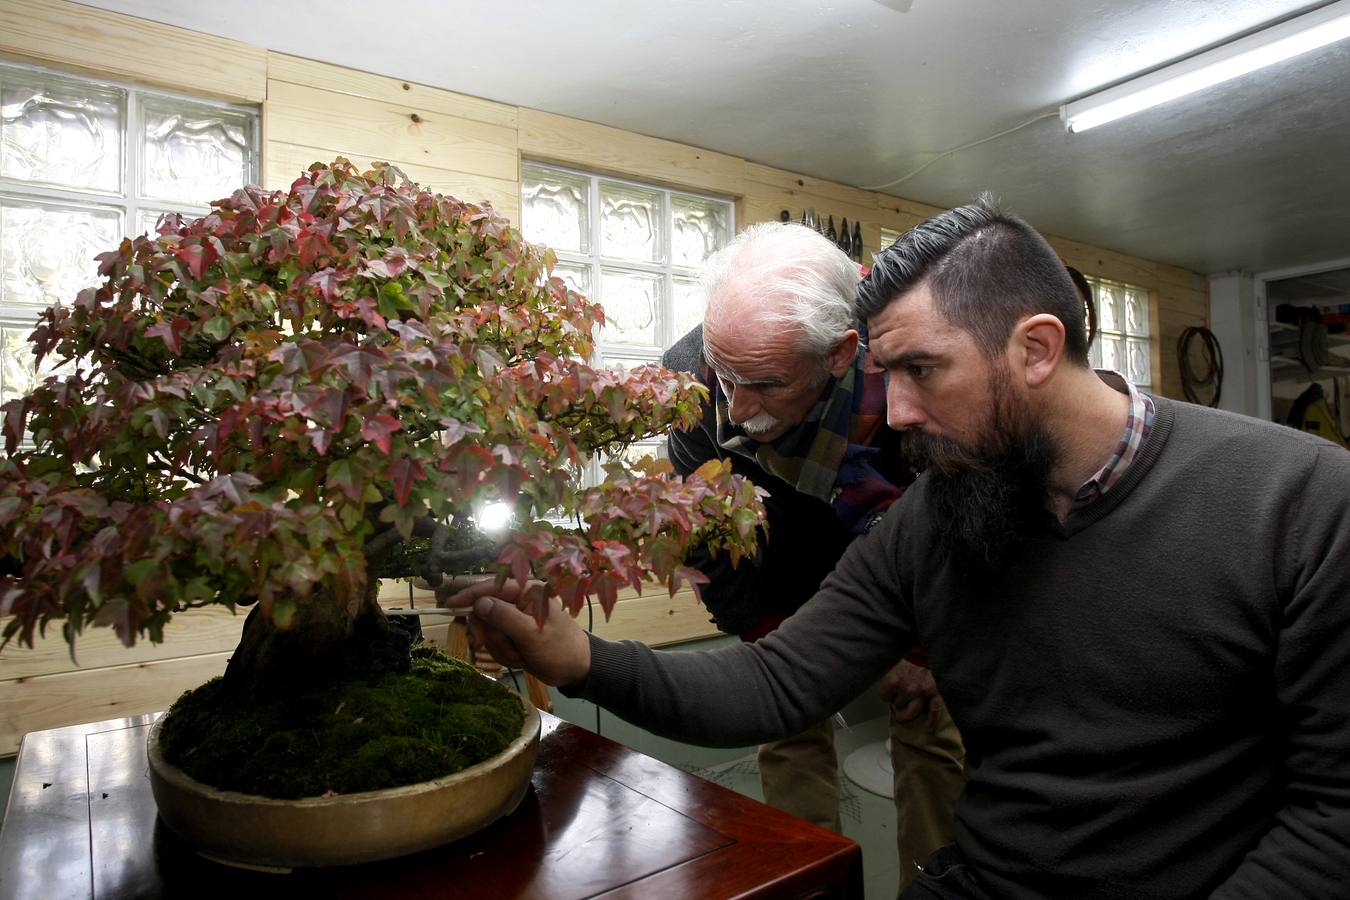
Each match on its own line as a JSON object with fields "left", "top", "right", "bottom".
{"left": 1211, "top": 443, "right": 1350, "bottom": 898}
{"left": 567, "top": 504, "right": 916, "bottom": 746}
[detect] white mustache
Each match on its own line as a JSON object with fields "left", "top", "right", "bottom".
{"left": 736, "top": 411, "right": 782, "bottom": 435}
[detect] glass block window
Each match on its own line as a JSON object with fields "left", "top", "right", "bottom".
{"left": 0, "top": 62, "right": 258, "bottom": 418}
{"left": 521, "top": 162, "right": 734, "bottom": 468}
{"left": 1085, "top": 275, "right": 1152, "bottom": 390}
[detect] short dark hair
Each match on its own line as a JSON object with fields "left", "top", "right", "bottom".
{"left": 858, "top": 195, "right": 1089, "bottom": 365}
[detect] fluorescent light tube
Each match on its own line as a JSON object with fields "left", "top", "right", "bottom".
{"left": 1062, "top": 0, "right": 1350, "bottom": 133}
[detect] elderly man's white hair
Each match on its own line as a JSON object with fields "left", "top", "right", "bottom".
{"left": 700, "top": 222, "right": 860, "bottom": 362}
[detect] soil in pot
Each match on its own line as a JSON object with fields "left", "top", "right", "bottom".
{"left": 157, "top": 644, "right": 525, "bottom": 800}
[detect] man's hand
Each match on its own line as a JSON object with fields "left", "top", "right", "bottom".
{"left": 879, "top": 659, "right": 940, "bottom": 724}
{"left": 437, "top": 579, "right": 592, "bottom": 687}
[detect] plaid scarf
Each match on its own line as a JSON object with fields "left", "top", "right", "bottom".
{"left": 712, "top": 348, "right": 902, "bottom": 533}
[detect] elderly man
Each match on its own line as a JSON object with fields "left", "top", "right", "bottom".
{"left": 450, "top": 199, "right": 1350, "bottom": 899}
{"left": 660, "top": 222, "right": 964, "bottom": 879}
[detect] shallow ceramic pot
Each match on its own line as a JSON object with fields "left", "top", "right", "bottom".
{"left": 146, "top": 691, "right": 540, "bottom": 869}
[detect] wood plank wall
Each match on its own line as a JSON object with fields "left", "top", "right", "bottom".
{"left": 0, "top": 582, "right": 707, "bottom": 754}
{"left": 0, "top": 0, "right": 1208, "bottom": 753}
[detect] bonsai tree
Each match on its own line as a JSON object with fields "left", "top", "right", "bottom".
{"left": 0, "top": 159, "right": 764, "bottom": 707}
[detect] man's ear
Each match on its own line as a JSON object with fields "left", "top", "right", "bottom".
{"left": 1014, "top": 314, "right": 1065, "bottom": 388}
{"left": 828, "top": 329, "right": 860, "bottom": 377}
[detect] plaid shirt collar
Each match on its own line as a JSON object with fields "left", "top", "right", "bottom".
{"left": 710, "top": 347, "right": 900, "bottom": 532}
{"left": 1072, "top": 370, "right": 1155, "bottom": 510}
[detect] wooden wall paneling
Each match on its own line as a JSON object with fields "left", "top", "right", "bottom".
{"left": 740, "top": 162, "right": 880, "bottom": 257}
{"left": 874, "top": 201, "right": 936, "bottom": 259}
{"left": 1155, "top": 284, "right": 1210, "bottom": 320}
{"left": 1158, "top": 319, "right": 1195, "bottom": 399}
{"left": 264, "top": 140, "right": 521, "bottom": 222}
{"left": 740, "top": 191, "right": 876, "bottom": 234}
{"left": 264, "top": 80, "right": 518, "bottom": 182}
{"left": 0, "top": 651, "right": 232, "bottom": 754}
{"left": 1149, "top": 289, "right": 1167, "bottom": 391}
{"left": 267, "top": 53, "right": 517, "bottom": 129}
{"left": 0, "top": 583, "right": 465, "bottom": 683}
{"left": 0, "top": 0, "right": 266, "bottom": 102}
{"left": 0, "top": 608, "right": 248, "bottom": 682}
{"left": 856, "top": 221, "right": 883, "bottom": 262}
{"left": 588, "top": 589, "right": 717, "bottom": 646}
{"left": 373, "top": 579, "right": 718, "bottom": 648}
{"left": 0, "top": 585, "right": 464, "bottom": 755}
{"left": 742, "top": 162, "right": 883, "bottom": 211}
{"left": 518, "top": 108, "right": 745, "bottom": 199}
{"left": 1055, "top": 243, "right": 1163, "bottom": 290}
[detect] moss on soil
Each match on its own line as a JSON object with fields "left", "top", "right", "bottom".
{"left": 157, "top": 645, "right": 526, "bottom": 800}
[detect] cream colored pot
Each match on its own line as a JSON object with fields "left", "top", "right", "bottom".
{"left": 146, "top": 692, "right": 540, "bottom": 870}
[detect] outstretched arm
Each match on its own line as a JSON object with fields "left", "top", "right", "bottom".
{"left": 442, "top": 508, "right": 916, "bottom": 749}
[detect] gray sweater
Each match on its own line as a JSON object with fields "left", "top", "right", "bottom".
{"left": 573, "top": 397, "right": 1350, "bottom": 899}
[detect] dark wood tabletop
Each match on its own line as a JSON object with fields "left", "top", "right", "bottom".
{"left": 0, "top": 710, "right": 862, "bottom": 899}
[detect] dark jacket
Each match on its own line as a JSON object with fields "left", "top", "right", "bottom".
{"left": 662, "top": 324, "right": 910, "bottom": 637}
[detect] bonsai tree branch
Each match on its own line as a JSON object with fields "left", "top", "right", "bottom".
{"left": 363, "top": 516, "right": 497, "bottom": 586}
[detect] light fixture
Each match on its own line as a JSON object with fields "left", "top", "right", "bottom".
{"left": 1061, "top": 0, "right": 1350, "bottom": 133}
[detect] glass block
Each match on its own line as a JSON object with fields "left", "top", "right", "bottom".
{"left": 671, "top": 195, "right": 729, "bottom": 268}
{"left": 1088, "top": 338, "right": 1103, "bottom": 371}
{"left": 1, "top": 324, "right": 37, "bottom": 407}
{"left": 597, "top": 441, "right": 667, "bottom": 476}
{"left": 602, "top": 354, "right": 662, "bottom": 374}
{"left": 521, "top": 164, "right": 589, "bottom": 254}
{"left": 670, "top": 276, "right": 706, "bottom": 343}
{"left": 1126, "top": 338, "right": 1151, "bottom": 387}
{"left": 599, "top": 269, "right": 660, "bottom": 346}
{"left": 137, "top": 207, "right": 192, "bottom": 238}
{"left": 600, "top": 182, "right": 661, "bottom": 263}
{"left": 0, "top": 197, "right": 121, "bottom": 307}
{"left": 0, "top": 72, "right": 123, "bottom": 192}
{"left": 140, "top": 96, "right": 251, "bottom": 205}
{"left": 1099, "top": 335, "right": 1123, "bottom": 374}
{"left": 1124, "top": 290, "right": 1148, "bottom": 336}
{"left": 616, "top": 441, "right": 666, "bottom": 469}
{"left": 1096, "top": 285, "right": 1120, "bottom": 333}
{"left": 0, "top": 321, "right": 73, "bottom": 408}
{"left": 551, "top": 261, "right": 592, "bottom": 297}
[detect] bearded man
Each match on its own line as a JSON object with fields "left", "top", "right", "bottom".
{"left": 448, "top": 198, "right": 1350, "bottom": 900}
{"left": 662, "top": 222, "right": 963, "bottom": 884}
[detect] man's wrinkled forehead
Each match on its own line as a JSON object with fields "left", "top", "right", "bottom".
{"left": 701, "top": 343, "right": 742, "bottom": 384}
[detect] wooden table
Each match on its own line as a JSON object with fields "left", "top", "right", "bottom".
{"left": 0, "top": 711, "right": 862, "bottom": 899}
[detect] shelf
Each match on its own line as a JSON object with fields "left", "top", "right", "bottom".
{"left": 1273, "top": 361, "right": 1350, "bottom": 376}
{"left": 1271, "top": 356, "right": 1350, "bottom": 386}
{"left": 1269, "top": 320, "right": 1350, "bottom": 384}
{"left": 1269, "top": 320, "right": 1350, "bottom": 345}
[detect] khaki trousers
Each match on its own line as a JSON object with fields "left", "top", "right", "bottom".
{"left": 891, "top": 702, "right": 966, "bottom": 889}
{"left": 756, "top": 718, "right": 841, "bottom": 833}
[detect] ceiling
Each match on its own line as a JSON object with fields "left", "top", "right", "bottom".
{"left": 80, "top": 0, "right": 1350, "bottom": 279}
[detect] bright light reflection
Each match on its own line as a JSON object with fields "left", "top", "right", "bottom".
{"left": 474, "top": 501, "right": 514, "bottom": 535}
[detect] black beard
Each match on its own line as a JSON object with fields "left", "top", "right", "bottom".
{"left": 900, "top": 405, "right": 1058, "bottom": 571}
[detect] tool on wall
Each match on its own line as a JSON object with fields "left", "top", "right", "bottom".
{"left": 1178, "top": 325, "right": 1224, "bottom": 407}
{"left": 781, "top": 208, "right": 864, "bottom": 261}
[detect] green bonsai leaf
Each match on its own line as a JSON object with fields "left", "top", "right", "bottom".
{"left": 0, "top": 158, "right": 765, "bottom": 652}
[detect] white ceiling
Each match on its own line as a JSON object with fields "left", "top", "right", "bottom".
{"left": 80, "top": 0, "right": 1350, "bottom": 278}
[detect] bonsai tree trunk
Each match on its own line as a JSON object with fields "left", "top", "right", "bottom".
{"left": 222, "top": 586, "right": 413, "bottom": 701}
